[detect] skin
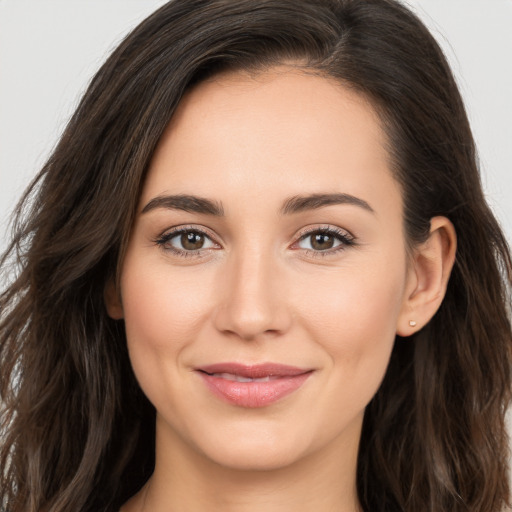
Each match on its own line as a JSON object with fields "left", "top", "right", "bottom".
{"left": 109, "top": 66, "right": 456, "bottom": 512}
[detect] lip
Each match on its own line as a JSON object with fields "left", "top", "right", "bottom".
{"left": 196, "top": 362, "right": 313, "bottom": 408}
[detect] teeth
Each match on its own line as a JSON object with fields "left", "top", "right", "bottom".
{"left": 212, "top": 372, "right": 274, "bottom": 383}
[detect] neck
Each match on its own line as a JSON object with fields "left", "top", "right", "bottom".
{"left": 122, "top": 414, "right": 363, "bottom": 512}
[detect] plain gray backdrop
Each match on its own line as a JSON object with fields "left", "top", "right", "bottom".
{"left": 1, "top": 0, "right": 511, "bottom": 253}
{"left": 0, "top": 0, "right": 512, "bottom": 495}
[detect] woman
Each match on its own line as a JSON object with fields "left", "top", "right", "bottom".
{"left": 1, "top": 0, "right": 510, "bottom": 511}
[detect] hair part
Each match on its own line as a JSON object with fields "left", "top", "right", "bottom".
{"left": 1, "top": 1, "right": 511, "bottom": 511}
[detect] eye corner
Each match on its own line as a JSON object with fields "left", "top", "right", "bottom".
{"left": 290, "top": 225, "right": 357, "bottom": 257}
{"left": 153, "top": 225, "right": 222, "bottom": 258}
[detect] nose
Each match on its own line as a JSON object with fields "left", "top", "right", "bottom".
{"left": 213, "top": 248, "right": 292, "bottom": 341}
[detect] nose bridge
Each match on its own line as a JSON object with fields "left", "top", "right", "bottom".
{"left": 214, "top": 242, "right": 289, "bottom": 339}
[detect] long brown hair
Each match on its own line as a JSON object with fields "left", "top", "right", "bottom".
{"left": 1, "top": 1, "right": 511, "bottom": 510}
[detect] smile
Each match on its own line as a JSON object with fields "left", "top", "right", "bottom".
{"left": 208, "top": 373, "right": 280, "bottom": 382}
{"left": 196, "top": 363, "right": 313, "bottom": 408}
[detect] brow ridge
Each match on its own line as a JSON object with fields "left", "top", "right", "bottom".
{"left": 142, "top": 192, "right": 373, "bottom": 217}
{"left": 281, "top": 193, "right": 374, "bottom": 215}
{"left": 141, "top": 194, "right": 225, "bottom": 216}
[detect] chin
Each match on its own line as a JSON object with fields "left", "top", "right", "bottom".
{"left": 201, "top": 440, "right": 309, "bottom": 472}
{"left": 184, "top": 416, "right": 326, "bottom": 472}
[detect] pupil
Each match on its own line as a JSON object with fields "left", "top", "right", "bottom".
{"left": 181, "top": 232, "right": 204, "bottom": 250}
{"left": 311, "top": 233, "right": 334, "bottom": 250}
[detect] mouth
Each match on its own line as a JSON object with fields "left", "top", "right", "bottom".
{"left": 195, "top": 363, "right": 313, "bottom": 408}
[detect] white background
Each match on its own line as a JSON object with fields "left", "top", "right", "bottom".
{"left": 1, "top": 0, "right": 511, "bottom": 251}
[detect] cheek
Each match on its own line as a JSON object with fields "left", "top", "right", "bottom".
{"left": 296, "top": 252, "right": 406, "bottom": 389}
{"left": 119, "top": 257, "right": 215, "bottom": 378}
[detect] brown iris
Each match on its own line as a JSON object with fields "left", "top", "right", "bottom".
{"left": 310, "top": 233, "right": 335, "bottom": 250}
{"left": 181, "top": 232, "right": 205, "bottom": 250}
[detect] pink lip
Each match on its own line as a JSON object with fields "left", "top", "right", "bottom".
{"left": 196, "top": 363, "right": 313, "bottom": 408}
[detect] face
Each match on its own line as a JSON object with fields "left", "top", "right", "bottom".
{"left": 109, "top": 67, "right": 414, "bottom": 472}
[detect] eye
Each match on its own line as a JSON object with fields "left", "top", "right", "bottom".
{"left": 294, "top": 227, "right": 355, "bottom": 254}
{"left": 155, "top": 227, "right": 218, "bottom": 254}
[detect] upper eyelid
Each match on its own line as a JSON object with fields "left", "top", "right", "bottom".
{"left": 154, "top": 227, "right": 221, "bottom": 258}
{"left": 154, "top": 224, "right": 355, "bottom": 249}
{"left": 294, "top": 225, "right": 355, "bottom": 240}
{"left": 154, "top": 226, "right": 221, "bottom": 253}
{"left": 158, "top": 224, "right": 353, "bottom": 236}
{"left": 159, "top": 225, "right": 219, "bottom": 241}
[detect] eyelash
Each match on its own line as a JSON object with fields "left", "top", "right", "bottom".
{"left": 154, "top": 226, "right": 218, "bottom": 258}
{"left": 293, "top": 226, "right": 356, "bottom": 257}
{"left": 154, "top": 225, "right": 356, "bottom": 258}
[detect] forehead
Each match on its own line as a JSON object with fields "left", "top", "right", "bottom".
{"left": 142, "top": 67, "right": 400, "bottom": 216}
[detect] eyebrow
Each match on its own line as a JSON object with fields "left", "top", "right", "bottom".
{"left": 142, "top": 194, "right": 225, "bottom": 216}
{"left": 280, "top": 193, "right": 374, "bottom": 215}
{"left": 141, "top": 192, "right": 374, "bottom": 216}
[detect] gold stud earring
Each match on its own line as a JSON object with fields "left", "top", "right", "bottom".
{"left": 409, "top": 320, "right": 417, "bottom": 327}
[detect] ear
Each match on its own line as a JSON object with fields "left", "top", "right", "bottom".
{"left": 396, "top": 216, "right": 457, "bottom": 336}
{"left": 104, "top": 278, "right": 124, "bottom": 320}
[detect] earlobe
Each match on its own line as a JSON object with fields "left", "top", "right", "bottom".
{"left": 397, "top": 216, "right": 457, "bottom": 336}
{"left": 104, "top": 278, "right": 124, "bottom": 320}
